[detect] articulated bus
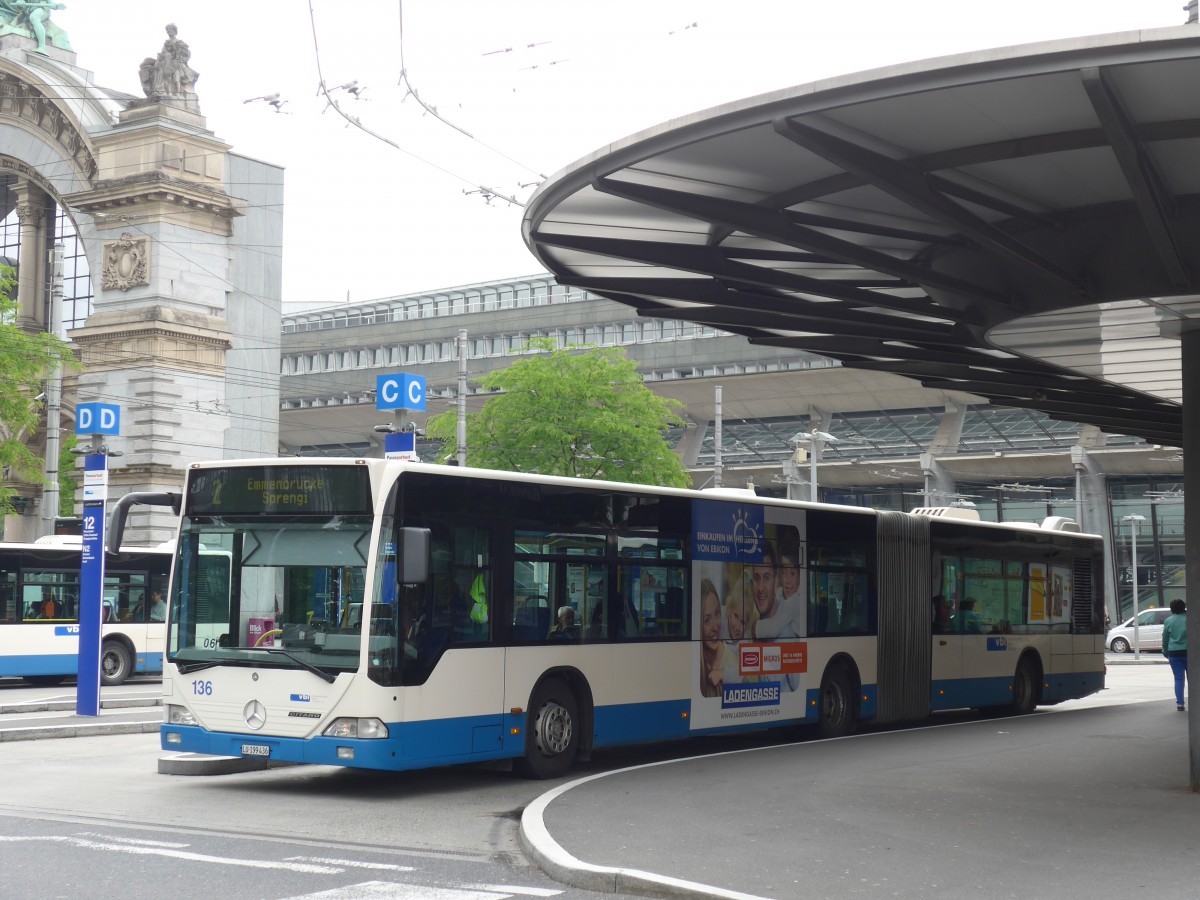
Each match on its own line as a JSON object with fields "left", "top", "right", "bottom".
{"left": 0, "top": 540, "right": 171, "bottom": 685}
{"left": 160, "top": 459, "right": 1105, "bottom": 777}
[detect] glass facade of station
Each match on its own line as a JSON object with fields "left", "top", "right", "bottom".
{"left": 0, "top": 202, "right": 93, "bottom": 335}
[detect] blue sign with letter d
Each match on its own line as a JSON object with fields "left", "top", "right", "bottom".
{"left": 76, "top": 402, "right": 121, "bottom": 436}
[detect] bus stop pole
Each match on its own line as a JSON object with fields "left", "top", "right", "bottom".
{"left": 76, "top": 451, "right": 108, "bottom": 717}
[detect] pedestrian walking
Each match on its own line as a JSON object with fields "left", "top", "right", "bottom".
{"left": 1162, "top": 599, "right": 1188, "bottom": 711}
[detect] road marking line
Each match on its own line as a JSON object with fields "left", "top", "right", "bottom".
{"left": 459, "top": 885, "right": 562, "bottom": 896}
{"left": 0, "top": 836, "right": 342, "bottom": 873}
{"left": 74, "top": 831, "right": 189, "bottom": 848}
{"left": 285, "top": 856, "right": 415, "bottom": 872}
{"left": 280, "top": 881, "right": 513, "bottom": 899}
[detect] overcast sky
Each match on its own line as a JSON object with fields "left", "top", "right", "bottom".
{"left": 57, "top": 1, "right": 1188, "bottom": 308}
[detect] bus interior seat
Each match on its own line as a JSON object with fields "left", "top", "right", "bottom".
{"left": 512, "top": 603, "right": 549, "bottom": 641}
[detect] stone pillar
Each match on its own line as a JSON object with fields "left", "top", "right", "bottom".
{"left": 63, "top": 101, "right": 256, "bottom": 547}
{"left": 12, "top": 178, "right": 49, "bottom": 332}
{"left": 919, "top": 452, "right": 957, "bottom": 506}
{"left": 1181, "top": 326, "right": 1200, "bottom": 790}
{"left": 1070, "top": 444, "right": 1114, "bottom": 621}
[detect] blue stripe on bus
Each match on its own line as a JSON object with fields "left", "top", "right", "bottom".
{"left": 134, "top": 652, "right": 164, "bottom": 675}
{"left": 931, "top": 671, "right": 1104, "bottom": 711}
{"left": 166, "top": 694, "right": 828, "bottom": 771}
{"left": 1, "top": 654, "right": 78, "bottom": 676}
{"left": 163, "top": 720, "right": 515, "bottom": 770}
{"left": 592, "top": 699, "right": 692, "bottom": 746}
{"left": 2, "top": 651, "right": 163, "bottom": 678}
{"left": 162, "top": 670, "right": 1104, "bottom": 770}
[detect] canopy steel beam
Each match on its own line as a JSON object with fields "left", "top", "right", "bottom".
{"left": 593, "top": 176, "right": 1008, "bottom": 305}
{"left": 532, "top": 230, "right": 956, "bottom": 318}
{"left": 635, "top": 303, "right": 963, "bottom": 342}
{"left": 1081, "top": 66, "right": 1190, "bottom": 287}
{"left": 774, "top": 118, "right": 1087, "bottom": 296}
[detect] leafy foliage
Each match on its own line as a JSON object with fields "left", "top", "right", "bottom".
{"left": 0, "top": 264, "right": 78, "bottom": 514}
{"left": 427, "top": 338, "right": 691, "bottom": 488}
{"left": 58, "top": 431, "right": 79, "bottom": 516}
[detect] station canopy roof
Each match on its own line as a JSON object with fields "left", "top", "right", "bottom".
{"left": 523, "top": 26, "right": 1200, "bottom": 448}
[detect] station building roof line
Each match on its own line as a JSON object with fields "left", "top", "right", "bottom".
{"left": 523, "top": 26, "right": 1200, "bottom": 449}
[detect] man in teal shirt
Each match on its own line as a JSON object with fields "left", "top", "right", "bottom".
{"left": 1162, "top": 599, "right": 1188, "bottom": 711}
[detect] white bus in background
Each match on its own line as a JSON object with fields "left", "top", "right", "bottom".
{"left": 159, "top": 459, "right": 1106, "bottom": 777}
{"left": 0, "top": 540, "right": 171, "bottom": 685}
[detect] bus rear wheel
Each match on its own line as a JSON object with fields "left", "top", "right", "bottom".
{"left": 1009, "top": 657, "right": 1040, "bottom": 716}
{"left": 817, "top": 664, "right": 857, "bottom": 739}
{"left": 515, "top": 680, "right": 579, "bottom": 779}
{"left": 101, "top": 640, "right": 132, "bottom": 686}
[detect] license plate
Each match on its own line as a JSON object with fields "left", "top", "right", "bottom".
{"left": 241, "top": 743, "right": 271, "bottom": 757}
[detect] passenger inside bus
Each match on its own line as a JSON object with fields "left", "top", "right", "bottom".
{"left": 950, "top": 598, "right": 984, "bottom": 634}
{"left": 931, "top": 594, "right": 952, "bottom": 633}
{"left": 549, "top": 605, "right": 578, "bottom": 640}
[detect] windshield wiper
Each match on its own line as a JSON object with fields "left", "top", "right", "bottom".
{"left": 176, "top": 660, "right": 220, "bottom": 674}
{"left": 260, "top": 648, "right": 337, "bottom": 684}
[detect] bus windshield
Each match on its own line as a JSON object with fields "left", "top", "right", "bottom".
{"left": 168, "top": 514, "right": 373, "bottom": 676}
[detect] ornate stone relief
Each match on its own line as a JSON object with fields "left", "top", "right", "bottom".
{"left": 14, "top": 202, "right": 44, "bottom": 225}
{"left": 100, "top": 232, "right": 150, "bottom": 292}
{"left": 0, "top": 71, "right": 96, "bottom": 179}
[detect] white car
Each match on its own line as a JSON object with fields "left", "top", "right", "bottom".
{"left": 1106, "top": 607, "right": 1171, "bottom": 653}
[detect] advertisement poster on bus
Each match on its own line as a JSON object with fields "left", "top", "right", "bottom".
{"left": 690, "top": 500, "right": 808, "bottom": 731}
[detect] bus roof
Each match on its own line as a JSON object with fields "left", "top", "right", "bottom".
{"left": 183, "top": 457, "right": 1099, "bottom": 538}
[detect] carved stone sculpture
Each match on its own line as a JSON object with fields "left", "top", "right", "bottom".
{"left": 101, "top": 233, "right": 150, "bottom": 292}
{"left": 140, "top": 23, "right": 201, "bottom": 114}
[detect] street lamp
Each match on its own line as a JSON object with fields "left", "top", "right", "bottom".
{"left": 1122, "top": 514, "right": 1146, "bottom": 659}
{"left": 790, "top": 430, "right": 838, "bottom": 503}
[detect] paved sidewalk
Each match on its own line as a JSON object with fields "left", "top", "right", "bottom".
{"left": 521, "top": 664, "right": 1197, "bottom": 898}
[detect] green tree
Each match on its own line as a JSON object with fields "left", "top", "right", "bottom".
{"left": 426, "top": 338, "right": 691, "bottom": 487}
{"left": 0, "top": 263, "right": 77, "bottom": 515}
{"left": 58, "top": 431, "right": 79, "bottom": 516}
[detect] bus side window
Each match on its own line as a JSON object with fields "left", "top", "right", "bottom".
{"left": 658, "top": 586, "right": 686, "bottom": 637}
{"left": 0, "top": 579, "right": 14, "bottom": 622}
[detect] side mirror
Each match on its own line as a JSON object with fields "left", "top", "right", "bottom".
{"left": 398, "top": 527, "right": 431, "bottom": 585}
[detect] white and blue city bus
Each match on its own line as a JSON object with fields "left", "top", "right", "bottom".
{"left": 0, "top": 539, "right": 171, "bottom": 685}
{"left": 160, "top": 459, "right": 1106, "bottom": 777}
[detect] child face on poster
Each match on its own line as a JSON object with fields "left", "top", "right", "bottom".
{"left": 779, "top": 554, "right": 801, "bottom": 599}
{"left": 726, "top": 595, "right": 745, "bottom": 641}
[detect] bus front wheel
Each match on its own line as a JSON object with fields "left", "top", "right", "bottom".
{"left": 817, "top": 664, "right": 858, "bottom": 739}
{"left": 516, "top": 680, "right": 579, "bottom": 779}
{"left": 101, "top": 640, "right": 132, "bottom": 686}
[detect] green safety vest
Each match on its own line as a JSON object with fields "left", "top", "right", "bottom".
{"left": 469, "top": 574, "right": 488, "bottom": 624}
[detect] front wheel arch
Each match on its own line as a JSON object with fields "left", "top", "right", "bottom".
{"left": 514, "top": 675, "right": 584, "bottom": 779}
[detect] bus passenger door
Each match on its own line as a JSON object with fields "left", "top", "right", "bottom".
{"left": 930, "top": 594, "right": 962, "bottom": 710}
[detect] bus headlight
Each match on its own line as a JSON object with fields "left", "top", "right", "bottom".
{"left": 322, "top": 717, "right": 388, "bottom": 739}
{"left": 166, "top": 705, "right": 197, "bottom": 726}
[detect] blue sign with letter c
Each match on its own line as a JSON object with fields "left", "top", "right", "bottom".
{"left": 375, "top": 373, "right": 426, "bottom": 411}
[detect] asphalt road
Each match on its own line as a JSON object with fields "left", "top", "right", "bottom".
{"left": 0, "top": 660, "right": 1191, "bottom": 899}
